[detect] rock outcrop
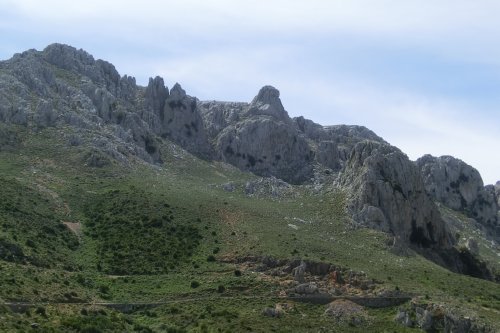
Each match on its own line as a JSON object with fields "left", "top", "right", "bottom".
{"left": 416, "top": 155, "right": 499, "bottom": 234}
{"left": 0, "top": 44, "right": 167, "bottom": 164}
{"left": 159, "top": 83, "right": 211, "bottom": 158}
{"left": 294, "top": 116, "right": 386, "bottom": 171}
{"left": 215, "top": 116, "right": 313, "bottom": 184}
{"left": 205, "top": 86, "right": 314, "bottom": 183}
{"left": 338, "top": 141, "right": 453, "bottom": 249}
{"left": 495, "top": 181, "right": 500, "bottom": 217}
{"left": 199, "top": 101, "right": 246, "bottom": 138}
{"left": 3, "top": 43, "right": 499, "bottom": 273}
{"left": 201, "top": 86, "right": 389, "bottom": 182}
{"left": 245, "top": 85, "right": 290, "bottom": 122}
{"left": 141, "top": 76, "right": 169, "bottom": 134}
{"left": 395, "top": 300, "right": 493, "bottom": 333}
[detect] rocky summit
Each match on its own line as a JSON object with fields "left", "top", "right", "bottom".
{"left": 3, "top": 44, "right": 498, "bottom": 244}
{"left": 0, "top": 44, "right": 499, "bottom": 332}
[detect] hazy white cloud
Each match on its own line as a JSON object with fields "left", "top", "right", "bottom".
{"left": 4, "top": 0, "right": 500, "bottom": 42}
{"left": 0, "top": 0, "right": 498, "bottom": 183}
{"left": 286, "top": 78, "right": 500, "bottom": 184}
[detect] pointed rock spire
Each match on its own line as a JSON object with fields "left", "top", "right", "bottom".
{"left": 246, "top": 85, "right": 290, "bottom": 121}
{"left": 170, "top": 83, "right": 187, "bottom": 100}
{"left": 145, "top": 76, "right": 169, "bottom": 115}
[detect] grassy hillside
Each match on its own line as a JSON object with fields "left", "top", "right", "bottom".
{"left": 0, "top": 125, "right": 499, "bottom": 332}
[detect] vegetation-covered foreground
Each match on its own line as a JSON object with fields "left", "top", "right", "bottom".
{"left": 0, "top": 124, "right": 499, "bottom": 332}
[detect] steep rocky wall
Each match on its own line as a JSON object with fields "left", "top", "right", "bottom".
{"left": 0, "top": 44, "right": 170, "bottom": 164}
{"left": 158, "top": 83, "right": 212, "bottom": 158}
{"left": 216, "top": 116, "right": 314, "bottom": 184}
{"left": 338, "top": 141, "right": 453, "bottom": 249}
{"left": 416, "top": 155, "right": 499, "bottom": 234}
{"left": 210, "top": 86, "right": 314, "bottom": 183}
{"left": 0, "top": 43, "right": 496, "bottom": 257}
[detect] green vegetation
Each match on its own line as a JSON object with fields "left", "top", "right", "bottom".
{"left": 0, "top": 177, "right": 78, "bottom": 269}
{"left": 84, "top": 188, "right": 201, "bottom": 274}
{"left": 0, "top": 126, "right": 498, "bottom": 332}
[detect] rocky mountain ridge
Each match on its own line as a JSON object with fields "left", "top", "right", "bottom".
{"left": 1, "top": 44, "right": 499, "bottom": 275}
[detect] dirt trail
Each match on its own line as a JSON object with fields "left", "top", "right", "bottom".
{"left": 3, "top": 295, "right": 411, "bottom": 313}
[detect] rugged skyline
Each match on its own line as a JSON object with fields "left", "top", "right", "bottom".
{"left": 1, "top": 0, "right": 499, "bottom": 184}
{"left": 0, "top": 42, "right": 499, "bottom": 331}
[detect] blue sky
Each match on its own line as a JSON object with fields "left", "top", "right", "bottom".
{"left": 0, "top": 0, "right": 499, "bottom": 184}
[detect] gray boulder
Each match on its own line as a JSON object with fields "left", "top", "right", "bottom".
{"left": 395, "top": 309, "right": 413, "bottom": 327}
{"left": 262, "top": 306, "right": 283, "bottom": 318}
{"left": 338, "top": 141, "right": 453, "bottom": 248}
{"left": 294, "top": 283, "right": 318, "bottom": 294}
{"left": 292, "top": 261, "right": 307, "bottom": 283}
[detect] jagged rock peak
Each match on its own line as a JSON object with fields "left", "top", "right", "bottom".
{"left": 42, "top": 43, "right": 95, "bottom": 70}
{"left": 339, "top": 141, "right": 453, "bottom": 249}
{"left": 417, "top": 155, "right": 498, "bottom": 231}
{"left": 170, "top": 83, "right": 187, "bottom": 99}
{"left": 252, "top": 85, "right": 280, "bottom": 104}
{"left": 247, "top": 85, "right": 290, "bottom": 121}
{"left": 145, "top": 76, "right": 169, "bottom": 114}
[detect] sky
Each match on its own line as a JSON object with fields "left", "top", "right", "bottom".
{"left": 0, "top": 0, "right": 499, "bottom": 184}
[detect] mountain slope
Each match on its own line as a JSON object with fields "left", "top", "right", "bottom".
{"left": 0, "top": 44, "right": 499, "bottom": 332}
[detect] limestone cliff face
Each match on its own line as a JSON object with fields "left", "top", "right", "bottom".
{"left": 0, "top": 43, "right": 163, "bottom": 162}
{"left": 199, "top": 86, "right": 387, "bottom": 183}
{"left": 416, "top": 155, "right": 499, "bottom": 235}
{"left": 293, "top": 116, "right": 386, "bottom": 171}
{"left": 244, "top": 85, "right": 291, "bottom": 122}
{"left": 496, "top": 181, "right": 500, "bottom": 209}
{"left": 216, "top": 116, "right": 313, "bottom": 184}
{"left": 198, "top": 101, "right": 246, "bottom": 139}
{"left": 159, "top": 83, "right": 212, "bottom": 158}
{"left": 141, "top": 76, "right": 169, "bottom": 135}
{"left": 211, "top": 86, "right": 313, "bottom": 184}
{"left": 3, "top": 43, "right": 498, "bottom": 258}
{"left": 338, "top": 141, "right": 453, "bottom": 249}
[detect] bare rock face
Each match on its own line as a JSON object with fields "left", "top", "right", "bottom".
{"left": 338, "top": 141, "right": 453, "bottom": 248}
{"left": 198, "top": 100, "right": 246, "bottom": 138}
{"left": 495, "top": 181, "right": 500, "bottom": 209}
{"left": 294, "top": 116, "right": 386, "bottom": 171}
{"left": 33, "top": 100, "right": 57, "bottom": 128}
{"left": 416, "top": 155, "right": 498, "bottom": 232}
{"left": 160, "top": 83, "right": 211, "bottom": 158}
{"left": 245, "top": 86, "right": 290, "bottom": 122}
{"left": 141, "top": 76, "right": 169, "bottom": 135}
{"left": 316, "top": 140, "right": 341, "bottom": 171}
{"left": 207, "top": 86, "right": 314, "bottom": 184}
{"left": 0, "top": 43, "right": 166, "bottom": 165}
{"left": 145, "top": 76, "right": 169, "bottom": 117}
{"left": 216, "top": 116, "right": 313, "bottom": 184}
